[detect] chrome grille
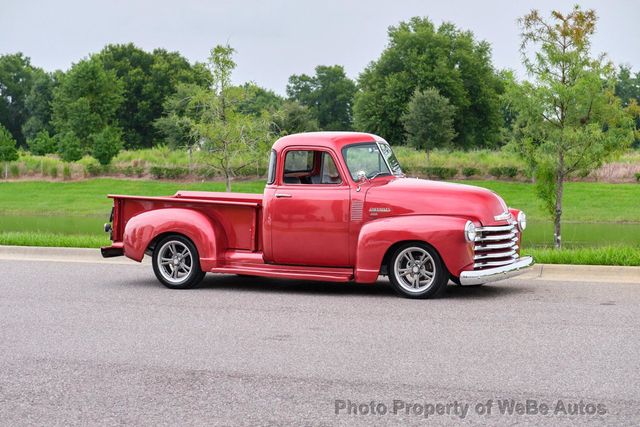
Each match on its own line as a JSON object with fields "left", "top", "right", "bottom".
{"left": 473, "top": 222, "right": 520, "bottom": 269}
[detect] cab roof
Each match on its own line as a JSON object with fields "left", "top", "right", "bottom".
{"left": 271, "top": 131, "right": 381, "bottom": 152}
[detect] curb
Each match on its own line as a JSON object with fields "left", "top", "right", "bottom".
{"left": 0, "top": 245, "right": 638, "bottom": 283}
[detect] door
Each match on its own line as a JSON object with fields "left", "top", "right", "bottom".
{"left": 269, "top": 149, "right": 351, "bottom": 267}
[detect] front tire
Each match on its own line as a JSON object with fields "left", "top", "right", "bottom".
{"left": 152, "top": 235, "right": 205, "bottom": 289}
{"left": 388, "top": 243, "right": 448, "bottom": 299}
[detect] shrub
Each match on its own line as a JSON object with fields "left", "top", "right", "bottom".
{"left": 78, "top": 156, "right": 102, "bottom": 177}
{"left": 122, "top": 165, "right": 145, "bottom": 177}
{"left": 28, "top": 131, "right": 57, "bottom": 155}
{"left": 489, "top": 166, "right": 519, "bottom": 179}
{"left": 49, "top": 165, "right": 58, "bottom": 178}
{"left": 150, "top": 166, "right": 188, "bottom": 179}
{"left": 63, "top": 164, "right": 72, "bottom": 180}
{"left": 9, "top": 163, "right": 20, "bottom": 178}
{"left": 92, "top": 126, "right": 123, "bottom": 165}
{"left": 635, "top": 172, "right": 640, "bottom": 182}
{"left": 57, "top": 132, "right": 83, "bottom": 162}
{"left": 423, "top": 166, "right": 457, "bottom": 180}
{"left": 462, "top": 167, "right": 480, "bottom": 177}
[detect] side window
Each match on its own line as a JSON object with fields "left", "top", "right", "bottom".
{"left": 266, "top": 150, "right": 277, "bottom": 185}
{"left": 282, "top": 150, "right": 342, "bottom": 185}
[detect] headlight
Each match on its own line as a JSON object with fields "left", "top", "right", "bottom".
{"left": 517, "top": 211, "right": 527, "bottom": 231}
{"left": 464, "top": 221, "right": 477, "bottom": 242}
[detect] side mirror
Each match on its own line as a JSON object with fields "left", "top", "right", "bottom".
{"left": 356, "top": 170, "right": 368, "bottom": 183}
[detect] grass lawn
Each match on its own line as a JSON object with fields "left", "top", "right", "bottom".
{"left": 0, "top": 177, "right": 638, "bottom": 222}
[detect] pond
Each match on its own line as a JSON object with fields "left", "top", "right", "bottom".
{"left": 0, "top": 215, "right": 638, "bottom": 249}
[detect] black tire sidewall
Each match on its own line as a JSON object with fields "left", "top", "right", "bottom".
{"left": 388, "top": 242, "right": 448, "bottom": 299}
{"left": 152, "top": 234, "right": 205, "bottom": 289}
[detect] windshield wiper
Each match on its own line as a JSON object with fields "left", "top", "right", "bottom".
{"left": 368, "top": 171, "right": 392, "bottom": 180}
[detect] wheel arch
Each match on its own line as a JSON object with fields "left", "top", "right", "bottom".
{"left": 354, "top": 215, "right": 474, "bottom": 283}
{"left": 123, "top": 208, "right": 226, "bottom": 269}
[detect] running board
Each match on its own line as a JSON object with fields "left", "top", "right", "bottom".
{"left": 209, "top": 263, "right": 354, "bottom": 282}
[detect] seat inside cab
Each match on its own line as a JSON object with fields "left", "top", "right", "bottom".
{"left": 283, "top": 150, "right": 342, "bottom": 185}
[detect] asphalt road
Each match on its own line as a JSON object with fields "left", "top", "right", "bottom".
{"left": 1, "top": 259, "right": 639, "bottom": 426}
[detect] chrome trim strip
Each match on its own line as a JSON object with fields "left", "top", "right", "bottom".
{"left": 494, "top": 212, "right": 512, "bottom": 221}
{"left": 474, "top": 249, "right": 517, "bottom": 260}
{"left": 459, "top": 256, "right": 535, "bottom": 285}
{"left": 475, "top": 232, "right": 516, "bottom": 242}
{"left": 477, "top": 224, "right": 515, "bottom": 232}
{"left": 474, "top": 256, "right": 518, "bottom": 268}
{"left": 474, "top": 239, "right": 518, "bottom": 251}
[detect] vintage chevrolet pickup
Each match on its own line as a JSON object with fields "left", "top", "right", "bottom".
{"left": 101, "top": 132, "right": 534, "bottom": 298}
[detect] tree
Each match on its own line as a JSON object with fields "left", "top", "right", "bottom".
{"left": 0, "top": 123, "right": 18, "bottom": 179}
{"left": 28, "top": 130, "right": 57, "bottom": 155}
{"left": 507, "top": 6, "right": 634, "bottom": 248}
{"left": 401, "top": 88, "right": 457, "bottom": 161}
{"left": 97, "top": 43, "right": 211, "bottom": 149}
{"left": 157, "top": 45, "right": 270, "bottom": 191}
{"left": 57, "top": 131, "right": 83, "bottom": 162}
{"left": 0, "top": 53, "right": 36, "bottom": 146}
{"left": 51, "top": 57, "right": 124, "bottom": 155}
{"left": 22, "top": 69, "right": 58, "bottom": 141}
{"left": 353, "top": 17, "right": 503, "bottom": 148}
{"left": 92, "top": 126, "right": 124, "bottom": 165}
{"left": 272, "top": 100, "right": 319, "bottom": 135}
{"left": 287, "top": 65, "right": 356, "bottom": 130}
{"left": 615, "top": 66, "right": 640, "bottom": 147}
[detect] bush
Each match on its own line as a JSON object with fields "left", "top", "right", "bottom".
{"left": 57, "top": 132, "right": 83, "bottom": 162}
{"left": 150, "top": 166, "right": 188, "bottom": 179}
{"left": 423, "top": 166, "right": 457, "bottom": 180}
{"left": 635, "top": 172, "right": 640, "bottom": 182}
{"left": 28, "top": 131, "right": 57, "bottom": 155}
{"left": 92, "top": 126, "right": 123, "bottom": 165}
{"left": 78, "top": 156, "right": 102, "bottom": 177}
{"left": 122, "top": 165, "right": 145, "bottom": 177}
{"left": 489, "top": 166, "right": 519, "bottom": 179}
{"left": 462, "top": 167, "right": 480, "bottom": 177}
{"left": 63, "top": 164, "right": 71, "bottom": 180}
{"left": 9, "top": 163, "right": 20, "bottom": 178}
{"left": 49, "top": 165, "right": 58, "bottom": 178}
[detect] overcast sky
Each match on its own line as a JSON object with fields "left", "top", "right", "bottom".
{"left": 2, "top": 0, "right": 638, "bottom": 94}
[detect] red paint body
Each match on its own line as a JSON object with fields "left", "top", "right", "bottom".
{"left": 103, "top": 132, "right": 526, "bottom": 283}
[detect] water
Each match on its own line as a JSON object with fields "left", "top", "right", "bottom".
{"left": 0, "top": 215, "right": 638, "bottom": 248}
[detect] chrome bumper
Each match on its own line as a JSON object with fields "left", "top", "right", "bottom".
{"left": 459, "top": 256, "right": 535, "bottom": 285}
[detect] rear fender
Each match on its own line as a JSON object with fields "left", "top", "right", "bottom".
{"left": 355, "top": 215, "right": 474, "bottom": 283}
{"left": 123, "top": 208, "right": 226, "bottom": 270}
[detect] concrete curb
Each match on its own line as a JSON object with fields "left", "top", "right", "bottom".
{"left": 0, "top": 245, "right": 638, "bottom": 283}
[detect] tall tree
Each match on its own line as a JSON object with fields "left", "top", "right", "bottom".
{"left": 51, "top": 57, "right": 124, "bottom": 160}
{"left": 401, "top": 88, "right": 457, "bottom": 161}
{"left": 353, "top": 17, "right": 503, "bottom": 148}
{"left": 157, "top": 45, "right": 270, "bottom": 191}
{"left": 97, "top": 43, "right": 211, "bottom": 149}
{"left": 287, "top": 65, "right": 356, "bottom": 130}
{"left": 0, "top": 53, "right": 36, "bottom": 146}
{"left": 507, "top": 6, "right": 634, "bottom": 248}
{"left": 615, "top": 66, "right": 640, "bottom": 147}
{"left": 23, "top": 69, "right": 59, "bottom": 141}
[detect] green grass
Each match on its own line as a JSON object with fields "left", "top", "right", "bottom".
{"left": 0, "top": 178, "right": 638, "bottom": 222}
{"left": 0, "top": 232, "right": 110, "bottom": 248}
{"left": 0, "top": 178, "right": 265, "bottom": 216}
{"left": 524, "top": 246, "right": 640, "bottom": 266}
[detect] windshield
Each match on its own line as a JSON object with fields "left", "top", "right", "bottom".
{"left": 342, "top": 142, "right": 403, "bottom": 181}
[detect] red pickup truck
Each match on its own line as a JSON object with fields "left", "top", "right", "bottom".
{"left": 102, "top": 132, "right": 533, "bottom": 298}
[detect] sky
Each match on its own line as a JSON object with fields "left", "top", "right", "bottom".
{"left": 1, "top": 0, "right": 638, "bottom": 94}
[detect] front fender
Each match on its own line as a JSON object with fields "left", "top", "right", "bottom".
{"left": 123, "top": 208, "right": 226, "bottom": 270}
{"left": 354, "top": 215, "right": 474, "bottom": 283}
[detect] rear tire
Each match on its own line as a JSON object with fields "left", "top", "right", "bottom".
{"left": 388, "top": 242, "right": 448, "bottom": 299}
{"left": 152, "top": 234, "right": 205, "bottom": 289}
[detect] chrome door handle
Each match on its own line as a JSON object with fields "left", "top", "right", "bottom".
{"left": 275, "top": 193, "right": 292, "bottom": 198}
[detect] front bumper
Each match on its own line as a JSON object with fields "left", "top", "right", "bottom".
{"left": 459, "top": 256, "right": 535, "bottom": 285}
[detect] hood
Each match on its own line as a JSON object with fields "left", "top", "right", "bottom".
{"left": 364, "top": 177, "right": 509, "bottom": 225}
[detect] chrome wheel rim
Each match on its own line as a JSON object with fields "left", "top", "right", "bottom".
{"left": 394, "top": 247, "right": 436, "bottom": 293}
{"left": 157, "top": 240, "right": 193, "bottom": 284}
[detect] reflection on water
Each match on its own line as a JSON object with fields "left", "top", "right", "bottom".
{"left": 0, "top": 215, "right": 638, "bottom": 248}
